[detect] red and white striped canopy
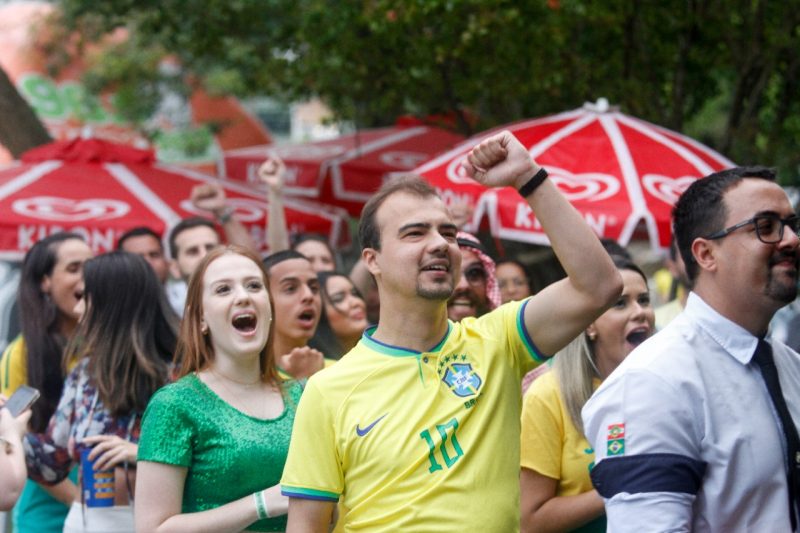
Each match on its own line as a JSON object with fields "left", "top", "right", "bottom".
{"left": 0, "top": 138, "right": 350, "bottom": 260}
{"left": 417, "top": 100, "right": 734, "bottom": 249}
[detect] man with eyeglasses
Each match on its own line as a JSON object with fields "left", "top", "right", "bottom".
{"left": 446, "top": 232, "right": 501, "bottom": 322}
{"left": 584, "top": 166, "right": 800, "bottom": 532}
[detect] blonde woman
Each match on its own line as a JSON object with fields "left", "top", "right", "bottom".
{"left": 520, "top": 255, "right": 654, "bottom": 533}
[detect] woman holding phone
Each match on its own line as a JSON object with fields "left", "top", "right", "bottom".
{"left": 24, "top": 251, "right": 177, "bottom": 531}
{"left": 136, "top": 245, "right": 301, "bottom": 532}
{"left": 0, "top": 232, "right": 92, "bottom": 532}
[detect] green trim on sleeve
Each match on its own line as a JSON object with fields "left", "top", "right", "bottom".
{"left": 281, "top": 485, "right": 340, "bottom": 502}
{"left": 516, "top": 300, "right": 547, "bottom": 363}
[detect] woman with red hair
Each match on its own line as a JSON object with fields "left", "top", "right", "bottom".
{"left": 135, "top": 246, "right": 300, "bottom": 532}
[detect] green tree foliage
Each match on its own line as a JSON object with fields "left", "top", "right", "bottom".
{"left": 55, "top": 0, "right": 800, "bottom": 184}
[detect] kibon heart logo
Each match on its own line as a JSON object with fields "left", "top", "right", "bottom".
{"left": 547, "top": 167, "right": 620, "bottom": 202}
{"left": 642, "top": 175, "right": 697, "bottom": 205}
{"left": 12, "top": 197, "right": 130, "bottom": 221}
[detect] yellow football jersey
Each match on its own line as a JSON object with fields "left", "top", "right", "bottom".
{"left": 281, "top": 300, "right": 544, "bottom": 532}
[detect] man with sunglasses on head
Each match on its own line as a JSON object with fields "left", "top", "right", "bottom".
{"left": 584, "top": 166, "right": 800, "bottom": 532}
{"left": 447, "top": 232, "right": 501, "bottom": 322}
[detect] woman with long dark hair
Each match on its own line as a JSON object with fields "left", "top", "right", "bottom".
{"left": 0, "top": 232, "right": 92, "bottom": 532}
{"left": 309, "top": 271, "right": 368, "bottom": 359}
{"left": 24, "top": 251, "right": 177, "bottom": 531}
{"left": 136, "top": 246, "right": 300, "bottom": 531}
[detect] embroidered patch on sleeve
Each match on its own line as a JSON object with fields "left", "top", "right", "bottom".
{"left": 607, "top": 423, "right": 625, "bottom": 456}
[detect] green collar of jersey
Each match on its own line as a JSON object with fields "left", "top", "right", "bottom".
{"left": 361, "top": 323, "right": 451, "bottom": 357}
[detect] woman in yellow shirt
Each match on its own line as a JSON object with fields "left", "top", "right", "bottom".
{"left": 520, "top": 255, "right": 655, "bottom": 533}
{"left": 0, "top": 232, "right": 92, "bottom": 533}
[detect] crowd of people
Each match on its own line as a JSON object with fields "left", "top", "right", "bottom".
{"left": 0, "top": 130, "right": 798, "bottom": 533}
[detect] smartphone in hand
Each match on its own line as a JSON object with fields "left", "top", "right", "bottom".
{"left": 4, "top": 385, "right": 40, "bottom": 417}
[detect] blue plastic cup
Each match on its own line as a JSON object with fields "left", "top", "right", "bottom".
{"left": 79, "top": 447, "right": 115, "bottom": 507}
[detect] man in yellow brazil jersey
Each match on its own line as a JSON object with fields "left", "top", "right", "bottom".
{"left": 280, "top": 131, "right": 623, "bottom": 532}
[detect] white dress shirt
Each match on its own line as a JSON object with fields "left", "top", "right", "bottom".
{"left": 583, "top": 292, "right": 800, "bottom": 532}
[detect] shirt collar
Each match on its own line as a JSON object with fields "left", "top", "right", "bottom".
{"left": 684, "top": 292, "right": 760, "bottom": 365}
{"left": 360, "top": 323, "right": 451, "bottom": 357}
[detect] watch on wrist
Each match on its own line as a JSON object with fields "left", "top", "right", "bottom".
{"left": 216, "top": 206, "right": 235, "bottom": 225}
{"left": 517, "top": 168, "right": 549, "bottom": 198}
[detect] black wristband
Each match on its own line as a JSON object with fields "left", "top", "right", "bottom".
{"left": 517, "top": 168, "right": 548, "bottom": 197}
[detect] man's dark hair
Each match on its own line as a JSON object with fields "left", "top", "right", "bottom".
{"left": 168, "top": 217, "right": 215, "bottom": 260}
{"left": 358, "top": 174, "right": 439, "bottom": 251}
{"left": 117, "top": 226, "right": 162, "bottom": 251}
{"left": 672, "top": 166, "right": 776, "bottom": 281}
{"left": 263, "top": 249, "right": 309, "bottom": 275}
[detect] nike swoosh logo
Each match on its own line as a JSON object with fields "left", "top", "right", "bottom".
{"left": 356, "top": 413, "right": 388, "bottom": 437}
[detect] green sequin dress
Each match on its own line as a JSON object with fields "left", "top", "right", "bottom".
{"left": 138, "top": 374, "right": 302, "bottom": 532}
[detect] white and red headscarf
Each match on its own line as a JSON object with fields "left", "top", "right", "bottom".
{"left": 456, "top": 231, "right": 501, "bottom": 310}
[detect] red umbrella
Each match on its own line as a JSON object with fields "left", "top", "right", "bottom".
{"left": 0, "top": 138, "right": 350, "bottom": 260}
{"left": 221, "top": 125, "right": 464, "bottom": 216}
{"left": 416, "top": 99, "right": 734, "bottom": 250}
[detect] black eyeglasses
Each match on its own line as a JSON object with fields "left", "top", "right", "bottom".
{"left": 463, "top": 266, "right": 487, "bottom": 284}
{"left": 704, "top": 214, "right": 800, "bottom": 244}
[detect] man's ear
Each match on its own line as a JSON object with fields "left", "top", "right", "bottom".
{"left": 362, "top": 248, "right": 381, "bottom": 277}
{"left": 169, "top": 260, "right": 182, "bottom": 281}
{"left": 691, "top": 237, "right": 718, "bottom": 275}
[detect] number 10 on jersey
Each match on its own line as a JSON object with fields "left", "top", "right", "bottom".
{"left": 420, "top": 418, "right": 463, "bottom": 473}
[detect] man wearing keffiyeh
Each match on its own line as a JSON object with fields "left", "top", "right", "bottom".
{"left": 447, "top": 231, "right": 501, "bottom": 322}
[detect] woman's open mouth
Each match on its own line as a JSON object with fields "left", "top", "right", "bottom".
{"left": 231, "top": 312, "right": 257, "bottom": 334}
{"left": 625, "top": 327, "right": 651, "bottom": 347}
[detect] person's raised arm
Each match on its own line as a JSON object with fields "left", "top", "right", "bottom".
{"left": 464, "top": 131, "right": 622, "bottom": 356}
{"left": 135, "top": 461, "right": 288, "bottom": 533}
{"left": 259, "top": 156, "right": 291, "bottom": 253}
{"left": 190, "top": 183, "right": 258, "bottom": 253}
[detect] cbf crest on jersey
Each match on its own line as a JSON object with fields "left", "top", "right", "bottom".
{"left": 440, "top": 354, "right": 482, "bottom": 397}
